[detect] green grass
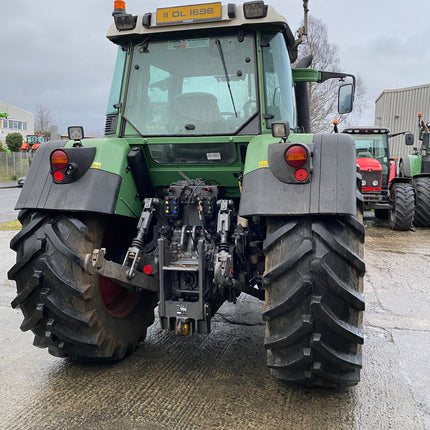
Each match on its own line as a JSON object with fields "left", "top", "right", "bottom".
{"left": 0, "top": 219, "right": 21, "bottom": 230}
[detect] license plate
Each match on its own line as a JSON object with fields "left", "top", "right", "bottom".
{"left": 156, "top": 2, "right": 222, "bottom": 26}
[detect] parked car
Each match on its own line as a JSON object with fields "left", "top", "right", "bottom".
{"left": 17, "top": 176, "right": 26, "bottom": 188}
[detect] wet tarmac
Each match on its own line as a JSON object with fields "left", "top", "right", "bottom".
{"left": 0, "top": 182, "right": 21, "bottom": 224}
{"left": 0, "top": 217, "right": 429, "bottom": 430}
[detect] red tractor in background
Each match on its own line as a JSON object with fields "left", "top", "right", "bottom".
{"left": 342, "top": 126, "right": 415, "bottom": 230}
{"left": 20, "top": 134, "right": 46, "bottom": 153}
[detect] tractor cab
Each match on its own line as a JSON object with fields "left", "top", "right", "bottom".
{"left": 342, "top": 126, "right": 417, "bottom": 230}
{"left": 343, "top": 127, "right": 394, "bottom": 195}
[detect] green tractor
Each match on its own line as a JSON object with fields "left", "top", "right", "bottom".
{"left": 8, "top": 1, "right": 364, "bottom": 388}
{"left": 399, "top": 113, "right": 430, "bottom": 226}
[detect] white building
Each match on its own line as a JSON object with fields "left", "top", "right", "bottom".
{"left": 0, "top": 101, "right": 35, "bottom": 147}
{"left": 374, "top": 84, "right": 430, "bottom": 160}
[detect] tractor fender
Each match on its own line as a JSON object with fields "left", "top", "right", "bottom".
{"left": 390, "top": 177, "right": 412, "bottom": 185}
{"left": 239, "top": 133, "right": 357, "bottom": 217}
{"left": 16, "top": 140, "right": 123, "bottom": 215}
{"left": 398, "top": 156, "right": 412, "bottom": 177}
{"left": 400, "top": 154, "right": 422, "bottom": 177}
{"left": 389, "top": 160, "right": 396, "bottom": 184}
{"left": 413, "top": 173, "right": 430, "bottom": 179}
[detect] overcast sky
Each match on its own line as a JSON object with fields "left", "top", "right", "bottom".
{"left": 1, "top": 0, "right": 429, "bottom": 135}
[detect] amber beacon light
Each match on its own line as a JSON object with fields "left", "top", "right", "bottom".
{"left": 113, "top": 1, "right": 136, "bottom": 31}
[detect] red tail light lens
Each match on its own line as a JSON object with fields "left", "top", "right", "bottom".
{"left": 285, "top": 145, "right": 308, "bottom": 168}
{"left": 51, "top": 150, "right": 69, "bottom": 170}
{"left": 294, "top": 168, "right": 309, "bottom": 181}
{"left": 53, "top": 170, "right": 64, "bottom": 182}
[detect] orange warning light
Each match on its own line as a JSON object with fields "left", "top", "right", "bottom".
{"left": 114, "top": 1, "right": 126, "bottom": 11}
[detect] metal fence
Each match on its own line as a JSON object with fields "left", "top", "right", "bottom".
{"left": 0, "top": 151, "right": 32, "bottom": 180}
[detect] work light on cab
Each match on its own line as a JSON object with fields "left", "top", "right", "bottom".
{"left": 243, "top": 1, "right": 268, "bottom": 18}
{"left": 271, "top": 121, "right": 290, "bottom": 140}
{"left": 112, "top": 0, "right": 136, "bottom": 31}
{"left": 68, "top": 126, "right": 84, "bottom": 142}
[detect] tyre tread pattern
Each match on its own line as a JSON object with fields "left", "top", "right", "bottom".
{"left": 414, "top": 177, "right": 430, "bottom": 226}
{"left": 264, "top": 206, "right": 364, "bottom": 387}
{"left": 11, "top": 270, "right": 42, "bottom": 309}
{"left": 389, "top": 183, "right": 415, "bottom": 230}
{"left": 9, "top": 210, "right": 157, "bottom": 362}
{"left": 263, "top": 239, "right": 313, "bottom": 284}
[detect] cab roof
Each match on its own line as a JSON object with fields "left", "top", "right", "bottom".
{"left": 107, "top": 2, "right": 295, "bottom": 49}
{"left": 342, "top": 127, "right": 390, "bottom": 135}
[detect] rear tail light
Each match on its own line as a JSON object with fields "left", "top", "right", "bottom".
{"left": 285, "top": 145, "right": 308, "bottom": 168}
{"left": 49, "top": 146, "right": 96, "bottom": 185}
{"left": 51, "top": 150, "right": 69, "bottom": 169}
{"left": 294, "top": 168, "right": 309, "bottom": 181}
{"left": 53, "top": 171, "right": 65, "bottom": 182}
{"left": 50, "top": 150, "right": 70, "bottom": 183}
{"left": 268, "top": 142, "right": 312, "bottom": 184}
{"left": 285, "top": 144, "right": 310, "bottom": 182}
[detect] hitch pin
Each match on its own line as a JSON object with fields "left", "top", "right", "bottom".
{"left": 176, "top": 320, "right": 190, "bottom": 336}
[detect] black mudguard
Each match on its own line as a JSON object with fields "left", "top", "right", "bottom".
{"left": 399, "top": 156, "right": 412, "bottom": 177}
{"left": 16, "top": 141, "right": 122, "bottom": 214}
{"left": 239, "top": 134, "right": 357, "bottom": 217}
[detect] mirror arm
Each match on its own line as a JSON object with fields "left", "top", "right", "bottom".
{"left": 318, "top": 71, "right": 356, "bottom": 88}
{"left": 388, "top": 131, "right": 411, "bottom": 138}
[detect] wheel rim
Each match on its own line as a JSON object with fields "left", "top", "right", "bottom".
{"left": 99, "top": 275, "right": 140, "bottom": 318}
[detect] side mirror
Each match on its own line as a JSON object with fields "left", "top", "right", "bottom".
{"left": 338, "top": 83, "right": 354, "bottom": 114}
{"left": 405, "top": 132, "right": 414, "bottom": 146}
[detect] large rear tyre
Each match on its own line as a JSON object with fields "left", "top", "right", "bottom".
{"left": 263, "top": 211, "right": 365, "bottom": 388}
{"left": 413, "top": 177, "right": 430, "bottom": 227}
{"left": 389, "top": 183, "right": 415, "bottom": 230}
{"left": 8, "top": 211, "right": 158, "bottom": 361}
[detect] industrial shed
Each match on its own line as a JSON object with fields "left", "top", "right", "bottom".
{"left": 374, "top": 83, "right": 430, "bottom": 160}
{"left": 0, "top": 101, "right": 35, "bottom": 147}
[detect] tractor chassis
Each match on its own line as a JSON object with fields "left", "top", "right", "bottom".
{"left": 363, "top": 191, "right": 390, "bottom": 212}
